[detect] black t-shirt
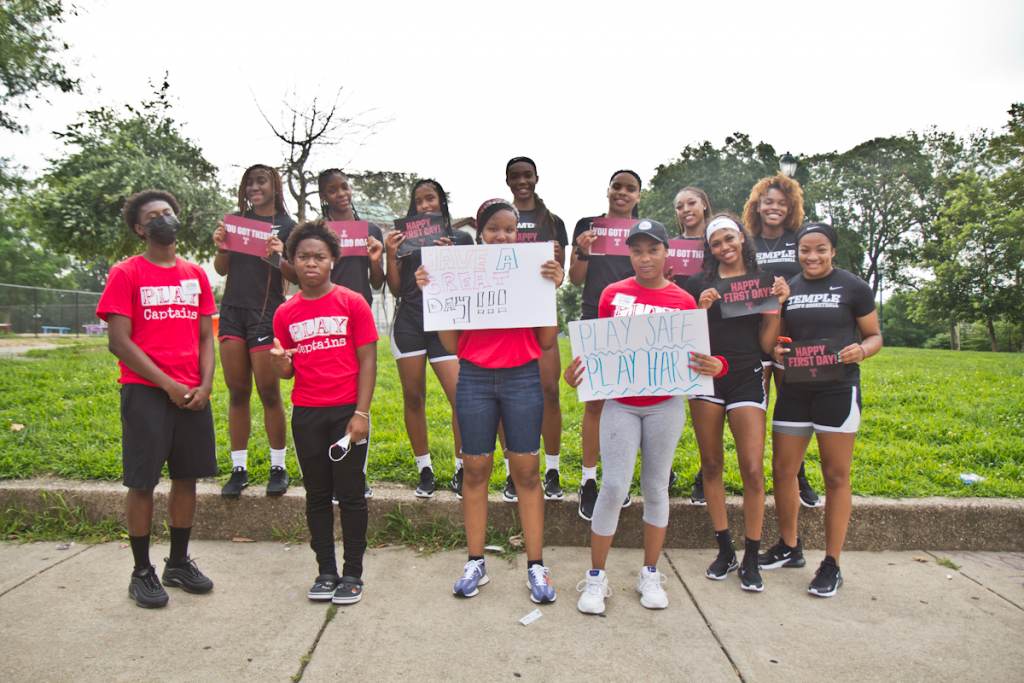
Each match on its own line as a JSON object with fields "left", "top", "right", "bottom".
{"left": 221, "top": 210, "right": 296, "bottom": 310}
{"left": 397, "top": 227, "right": 475, "bottom": 308}
{"left": 516, "top": 209, "right": 568, "bottom": 246}
{"left": 686, "top": 272, "right": 765, "bottom": 368}
{"left": 754, "top": 233, "right": 801, "bottom": 281}
{"left": 782, "top": 268, "right": 875, "bottom": 384}
{"left": 572, "top": 216, "right": 634, "bottom": 315}
{"left": 331, "top": 222, "right": 384, "bottom": 305}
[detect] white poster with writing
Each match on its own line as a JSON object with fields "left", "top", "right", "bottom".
{"left": 568, "top": 309, "right": 713, "bottom": 401}
{"left": 421, "top": 242, "right": 556, "bottom": 331}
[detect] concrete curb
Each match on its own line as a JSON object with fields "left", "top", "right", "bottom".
{"left": 1, "top": 478, "right": 1022, "bottom": 550}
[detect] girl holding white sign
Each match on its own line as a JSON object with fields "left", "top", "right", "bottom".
{"left": 565, "top": 219, "right": 726, "bottom": 615}
{"left": 415, "top": 199, "right": 564, "bottom": 604}
{"left": 384, "top": 179, "right": 473, "bottom": 499}
{"left": 765, "top": 223, "right": 881, "bottom": 598}
{"left": 685, "top": 213, "right": 789, "bottom": 592}
{"left": 568, "top": 170, "right": 642, "bottom": 521}
{"left": 212, "top": 164, "right": 297, "bottom": 499}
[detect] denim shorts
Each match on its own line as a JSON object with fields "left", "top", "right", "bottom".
{"left": 456, "top": 359, "right": 543, "bottom": 455}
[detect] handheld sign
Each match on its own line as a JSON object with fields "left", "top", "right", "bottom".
{"left": 588, "top": 217, "right": 635, "bottom": 256}
{"left": 395, "top": 213, "right": 445, "bottom": 258}
{"left": 421, "top": 242, "right": 556, "bottom": 331}
{"left": 222, "top": 215, "right": 274, "bottom": 258}
{"left": 666, "top": 238, "right": 705, "bottom": 276}
{"left": 718, "top": 272, "right": 779, "bottom": 319}
{"left": 568, "top": 309, "right": 713, "bottom": 402}
{"left": 326, "top": 221, "right": 370, "bottom": 257}
{"left": 783, "top": 338, "right": 843, "bottom": 383}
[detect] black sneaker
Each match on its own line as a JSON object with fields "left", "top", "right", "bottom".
{"left": 690, "top": 471, "right": 706, "bottom": 506}
{"left": 129, "top": 566, "right": 169, "bottom": 608}
{"left": 758, "top": 539, "right": 806, "bottom": 569}
{"left": 221, "top": 466, "right": 248, "bottom": 499}
{"left": 308, "top": 574, "right": 339, "bottom": 601}
{"left": 162, "top": 556, "right": 214, "bottom": 594}
{"left": 415, "top": 467, "right": 435, "bottom": 498}
{"left": 332, "top": 576, "right": 364, "bottom": 605}
{"left": 738, "top": 563, "right": 765, "bottom": 592}
{"left": 706, "top": 552, "right": 739, "bottom": 580}
{"left": 622, "top": 491, "right": 632, "bottom": 508}
{"left": 798, "top": 471, "right": 823, "bottom": 508}
{"left": 502, "top": 475, "right": 518, "bottom": 503}
{"left": 668, "top": 469, "right": 678, "bottom": 491}
{"left": 450, "top": 468, "right": 464, "bottom": 500}
{"left": 543, "top": 469, "right": 564, "bottom": 500}
{"left": 364, "top": 483, "right": 373, "bottom": 499}
{"left": 266, "top": 466, "right": 289, "bottom": 496}
{"left": 578, "top": 479, "right": 598, "bottom": 521}
{"left": 808, "top": 559, "right": 843, "bottom": 598}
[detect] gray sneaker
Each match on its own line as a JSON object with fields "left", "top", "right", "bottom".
{"left": 129, "top": 566, "right": 169, "bottom": 608}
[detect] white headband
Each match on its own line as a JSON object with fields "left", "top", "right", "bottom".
{"left": 705, "top": 217, "right": 741, "bottom": 242}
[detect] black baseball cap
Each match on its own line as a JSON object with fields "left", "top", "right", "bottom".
{"left": 625, "top": 219, "right": 670, "bottom": 248}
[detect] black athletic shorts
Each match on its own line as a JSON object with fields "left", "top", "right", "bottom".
{"left": 218, "top": 303, "right": 275, "bottom": 351}
{"left": 120, "top": 383, "right": 217, "bottom": 490}
{"left": 772, "top": 381, "right": 862, "bottom": 436}
{"left": 390, "top": 303, "right": 455, "bottom": 361}
{"left": 691, "top": 363, "right": 767, "bottom": 411}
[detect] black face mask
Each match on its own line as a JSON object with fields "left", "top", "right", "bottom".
{"left": 145, "top": 214, "right": 180, "bottom": 245}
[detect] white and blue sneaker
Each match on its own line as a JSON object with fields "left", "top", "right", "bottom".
{"left": 576, "top": 569, "right": 610, "bottom": 614}
{"left": 636, "top": 566, "right": 668, "bottom": 609}
{"left": 527, "top": 564, "right": 557, "bottom": 604}
{"left": 452, "top": 559, "right": 489, "bottom": 598}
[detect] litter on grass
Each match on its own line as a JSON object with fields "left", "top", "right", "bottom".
{"left": 959, "top": 473, "right": 984, "bottom": 484}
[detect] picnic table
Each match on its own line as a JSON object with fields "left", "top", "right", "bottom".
{"left": 40, "top": 326, "right": 71, "bottom": 335}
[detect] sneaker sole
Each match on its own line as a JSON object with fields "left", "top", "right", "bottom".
{"left": 332, "top": 594, "right": 363, "bottom": 605}
{"left": 739, "top": 579, "right": 765, "bottom": 593}
{"left": 453, "top": 574, "right": 490, "bottom": 598}
{"left": 128, "top": 587, "right": 168, "bottom": 608}
{"left": 527, "top": 588, "right": 557, "bottom": 604}
{"left": 639, "top": 596, "right": 669, "bottom": 609}
{"left": 689, "top": 499, "right": 708, "bottom": 506}
{"left": 577, "top": 601, "right": 606, "bottom": 615}
{"left": 502, "top": 494, "right": 518, "bottom": 503}
{"left": 799, "top": 497, "right": 824, "bottom": 509}
{"left": 577, "top": 506, "right": 594, "bottom": 522}
{"left": 307, "top": 592, "right": 334, "bottom": 601}
{"left": 161, "top": 576, "right": 213, "bottom": 594}
{"left": 543, "top": 492, "right": 564, "bottom": 501}
{"left": 414, "top": 489, "right": 435, "bottom": 499}
{"left": 759, "top": 557, "right": 806, "bottom": 570}
{"left": 364, "top": 489, "right": 373, "bottom": 499}
{"left": 221, "top": 486, "right": 248, "bottom": 499}
{"left": 808, "top": 576, "right": 843, "bottom": 598}
{"left": 266, "top": 487, "right": 288, "bottom": 497}
{"left": 621, "top": 498, "right": 631, "bottom": 509}
{"left": 705, "top": 562, "right": 739, "bottom": 581}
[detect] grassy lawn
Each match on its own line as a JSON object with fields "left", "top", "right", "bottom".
{"left": 0, "top": 338, "right": 1022, "bottom": 497}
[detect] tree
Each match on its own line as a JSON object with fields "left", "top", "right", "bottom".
{"left": 640, "top": 133, "right": 809, "bottom": 229}
{"left": 259, "top": 89, "right": 385, "bottom": 220}
{"left": 0, "top": 0, "right": 79, "bottom": 134}
{"left": 26, "top": 79, "right": 230, "bottom": 271}
{"left": 347, "top": 170, "right": 418, "bottom": 219}
{"left": 804, "top": 136, "right": 933, "bottom": 294}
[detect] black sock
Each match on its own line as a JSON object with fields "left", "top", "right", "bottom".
{"left": 743, "top": 538, "right": 761, "bottom": 567}
{"left": 129, "top": 534, "right": 150, "bottom": 571}
{"left": 168, "top": 526, "right": 191, "bottom": 566}
{"left": 527, "top": 559, "right": 544, "bottom": 569}
{"left": 714, "top": 529, "right": 733, "bottom": 556}
{"left": 468, "top": 555, "right": 484, "bottom": 563}
{"left": 823, "top": 555, "right": 839, "bottom": 568}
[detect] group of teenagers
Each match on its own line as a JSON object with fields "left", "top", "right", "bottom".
{"left": 98, "top": 156, "right": 881, "bottom": 613}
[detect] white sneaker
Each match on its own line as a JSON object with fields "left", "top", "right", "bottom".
{"left": 576, "top": 569, "right": 610, "bottom": 615}
{"left": 636, "top": 566, "right": 668, "bottom": 609}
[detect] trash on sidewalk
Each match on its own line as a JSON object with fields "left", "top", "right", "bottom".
{"left": 231, "top": 536, "right": 256, "bottom": 543}
{"left": 56, "top": 542, "right": 73, "bottom": 550}
{"left": 519, "top": 608, "right": 542, "bottom": 626}
{"left": 913, "top": 556, "right": 929, "bottom": 563}
{"left": 959, "top": 473, "right": 984, "bottom": 484}
{"left": 484, "top": 544, "right": 504, "bottom": 554}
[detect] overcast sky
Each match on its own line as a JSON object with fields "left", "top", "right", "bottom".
{"left": 4, "top": 0, "right": 1022, "bottom": 225}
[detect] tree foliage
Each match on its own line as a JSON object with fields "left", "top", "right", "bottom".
{"left": 347, "top": 170, "right": 417, "bottom": 219}
{"left": 0, "top": 0, "right": 78, "bottom": 133}
{"left": 27, "top": 80, "right": 230, "bottom": 268}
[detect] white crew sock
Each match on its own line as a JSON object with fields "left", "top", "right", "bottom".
{"left": 270, "top": 448, "right": 286, "bottom": 469}
{"left": 415, "top": 453, "right": 432, "bottom": 472}
{"left": 545, "top": 453, "right": 560, "bottom": 472}
{"left": 504, "top": 458, "right": 511, "bottom": 478}
{"left": 581, "top": 466, "right": 598, "bottom": 482}
{"left": 230, "top": 450, "right": 248, "bottom": 469}
{"left": 455, "top": 457, "right": 463, "bottom": 472}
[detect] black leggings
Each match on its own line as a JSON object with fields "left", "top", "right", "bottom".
{"left": 292, "top": 405, "right": 368, "bottom": 579}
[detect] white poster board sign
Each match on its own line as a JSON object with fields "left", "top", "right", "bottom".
{"left": 421, "top": 242, "right": 556, "bottom": 331}
{"left": 568, "top": 309, "right": 713, "bottom": 401}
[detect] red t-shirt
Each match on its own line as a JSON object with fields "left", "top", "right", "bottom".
{"left": 96, "top": 255, "right": 216, "bottom": 388}
{"left": 598, "top": 277, "right": 697, "bottom": 406}
{"left": 272, "top": 285, "right": 379, "bottom": 407}
{"left": 457, "top": 328, "right": 542, "bottom": 369}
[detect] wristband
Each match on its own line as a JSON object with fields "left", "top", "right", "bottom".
{"left": 575, "top": 251, "right": 589, "bottom": 261}
{"left": 776, "top": 336, "right": 792, "bottom": 345}
{"left": 858, "top": 344, "right": 867, "bottom": 360}
{"left": 712, "top": 355, "right": 729, "bottom": 379}
{"left": 354, "top": 410, "right": 370, "bottom": 420}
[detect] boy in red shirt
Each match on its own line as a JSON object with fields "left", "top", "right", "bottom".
{"left": 96, "top": 190, "right": 218, "bottom": 609}
{"left": 271, "top": 220, "right": 378, "bottom": 605}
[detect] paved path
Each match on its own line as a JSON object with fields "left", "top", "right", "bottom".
{"left": 0, "top": 542, "right": 1021, "bottom": 681}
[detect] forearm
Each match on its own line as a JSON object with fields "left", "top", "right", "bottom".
{"left": 213, "top": 252, "right": 230, "bottom": 276}
{"left": 369, "top": 259, "right": 386, "bottom": 289}
{"left": 280, "top": 259, "right": 298, "bottom": 284}
{"left": 568, "top": 252, "right": 588, "bottom": 286}
{"left": 859, "top": 333, "right": 883, "bottom": 358}
{"left": 385, "top": 257, "right": 402, "bottom": 296}
{"left": 110, "top": 337, "right": 176, "bottom": 391}
{"left": 535, "top": 326, "right": 559, "bottom": 350}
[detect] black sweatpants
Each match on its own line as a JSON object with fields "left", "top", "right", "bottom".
{"left": 292, "top": 405, "right": 368, "bottom": 579}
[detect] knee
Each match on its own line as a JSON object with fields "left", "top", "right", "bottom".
{"left": 821, "top": 467, "right": 849, "bottom": 491}
{"left": 541, "top": 382, "right": 560, "bottom": 406}
{"left": 227, "top": 383, "right": 252, "bottom": 406}
{"left": 738, "top": 461, "right": 765, "bottom": 490}
{"left": 700, "top": 456, "right": 724, "bottom": 480}
{"left": 512, "top": 464, "right": 540, "bottom": 491}
{"left": 598, "top": 478, "right": 628, "bottom": 503}
{"left": 462, "top": 460, "right": 491, "bottom": 487}
{"left": 255, "top": 381, "right": 282, "bottom": 408}
{"left": 402, "top": 389, "right": 426, "bottom": 412}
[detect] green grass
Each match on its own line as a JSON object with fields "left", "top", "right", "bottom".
{"left": 0, "top": 339, "right": 1022, "bottom": 497}
{"left": 1, "top": 491, "right": 126, "bottom": 542}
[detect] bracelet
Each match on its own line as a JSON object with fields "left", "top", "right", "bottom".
{"left": 858, "top": 344, "right": 867, "bottom": 360}
{"left": 575, "top": 251, "right": 590, "bottom": 261}
{"left": 713, "top": 355, "right": 730, "bottom": 379}
{"left": 354, "top": 410, "right": 370, "bottom": 420}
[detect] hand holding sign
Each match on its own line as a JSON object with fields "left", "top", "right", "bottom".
{"left": 213, "top": 221, "right": 227, "bottom": 251}
{"left": 783, "top": 338, "right": 843, "bottom": 383}
{"left": 395, "top": 213, "right": 446, "bottom": 258}
{"left": 718, "top": 272, "right": 780, "bottom": 318}
{"left": 589, "top": 217, "right": 635, "bottom": 256}
{"left": 221, "top": 215, "right": 275, "bottom": 259}
{"left": 326, "top": 221, "right": 371, "bottom": 258}
{"left": 666, "top": 238, "right": 705, "bottom": 277}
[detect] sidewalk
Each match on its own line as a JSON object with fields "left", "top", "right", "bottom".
{"left": 1, "top": 542, "right": 1021, "bottom": 681}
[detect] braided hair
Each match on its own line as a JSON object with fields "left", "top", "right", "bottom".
{"left": 407, "top": 178, "right": 453, "bottom": 234}
{"left": 237, "top": 164, "right": 287, "bottom": 216}
{"left": 317, "top": 168, "right": 362, "bottom": 220}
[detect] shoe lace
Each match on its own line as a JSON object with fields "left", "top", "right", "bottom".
{"left": 576, "top": 574, "right": 610, "bottom": 597}
{"left": 639, "top": 570, "right": 666, "bottom": 593}
{"left": 528, "top": 564, "right": 549, "bottom": 587}
{"left": 141, "top": 567, "right": 162, "bottom": 590}
{"left": 461, "top": 559, "right": 484, "bottom": 581}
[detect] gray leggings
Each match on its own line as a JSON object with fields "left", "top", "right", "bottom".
{"left": 591, "top": 396, "right": 687, "bottom": 537}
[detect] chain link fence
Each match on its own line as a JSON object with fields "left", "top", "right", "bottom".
{"left": 0, "top": 283, "right": 103, "bottom": 336}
